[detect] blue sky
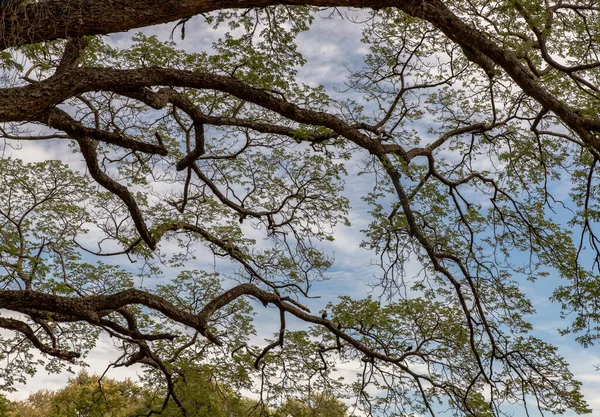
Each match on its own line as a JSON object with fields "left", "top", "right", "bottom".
{"left": 5, "top": 7, "right": 600, "bottom": 417}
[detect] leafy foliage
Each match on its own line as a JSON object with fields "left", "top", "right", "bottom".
{"left": 8, "top": 369, "right": 346, "bottom": 417}
{"left": 8, "top": 371, "right": 150, "bottom": 417}
{"left": 2, "top": 0, "right": 600, "bottom": 416}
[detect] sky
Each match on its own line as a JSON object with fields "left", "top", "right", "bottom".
{"left": 3, "top": 6, "right": 600, "bottom": 417}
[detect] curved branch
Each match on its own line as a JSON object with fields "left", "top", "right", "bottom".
{"left": 0, "top": 317, "right": 80, "bottom": 361}
{"left": 0, "top": 0, "right": 399, "bottom": 51}
{"left": 76, "top": 137, "right": 158, "bottom": 250}
{"left": 40, "top": 107, "right": 167, "bottom": 155}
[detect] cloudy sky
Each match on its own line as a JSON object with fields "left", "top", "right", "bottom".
{"left": 5, "top": 7, "right": 600, "bottom": 416}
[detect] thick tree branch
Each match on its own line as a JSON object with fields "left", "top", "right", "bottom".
{"left": 0, "top": 0, "right": 400, "bottom": 51}
{"left": 1, "top": 67, "right": 387, "bottom": 155}
{"left": 39, "top": 107, "right": 168, "bottom": 155}
{"left": 76, "top": 137, "right": 158, "bottom": 250}
{"left": 3, "top": 0, "right": 600, "bottom": 154}
{"left": 56, "top": 36, "right": 88, "bottom": 74}
{"left": 0, "top": 289, "right": 216, "bottom": 343}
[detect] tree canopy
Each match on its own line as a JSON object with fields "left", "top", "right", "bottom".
{"left": 7, "top": 370, "right": 150, "bottom": 417}
{"left": 7, "top": 369, "right": 347, "bottom": 417}
{"left": 1, "top": 0, "right": 600, "bottom": 416}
